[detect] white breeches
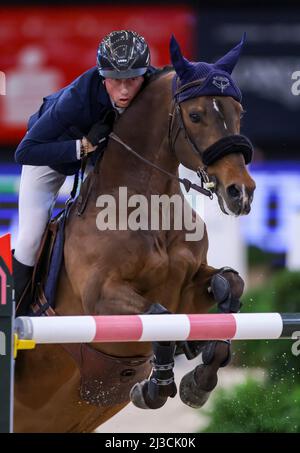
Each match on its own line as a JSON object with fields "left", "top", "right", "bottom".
{"left": 14, "top": 165, "right": 66, "bottom": 266}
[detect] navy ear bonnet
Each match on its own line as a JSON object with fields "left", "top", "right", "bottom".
{"left": 170, "top": 34, "right": 245, "bottom": 103}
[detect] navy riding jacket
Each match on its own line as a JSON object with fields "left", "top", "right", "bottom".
{"left": 15, "top": 66, "right": 157, "bottom": 175}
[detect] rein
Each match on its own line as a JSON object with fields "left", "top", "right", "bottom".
{"left": 109, "top": 132, "right": 213, "bottom": 198}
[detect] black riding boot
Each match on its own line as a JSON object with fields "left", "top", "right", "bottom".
{"left": 12, "top": 254, "right": 34, "bottom": 315}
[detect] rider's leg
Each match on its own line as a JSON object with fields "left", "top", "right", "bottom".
{"left": 13, "top": 165, "right": 66, "bottom": 307}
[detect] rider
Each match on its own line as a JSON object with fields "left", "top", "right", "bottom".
{"left": 13, "top": 30, "right": 155, "bottom": 308}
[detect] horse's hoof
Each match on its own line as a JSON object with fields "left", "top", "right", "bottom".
{"left": 179, "top": 365, "right": 217, "bottom": 409}
{"left": 130, "top": 380, "right": 150, "bottom": 409}
{"left": 130, "top": 380, "right": 168, "bottom": 410}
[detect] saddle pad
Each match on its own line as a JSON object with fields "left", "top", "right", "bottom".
{"left": 29, "top": 205, "right": 70, "bottom": 316}
{"left": 43, "top": 212, "right": 66, "bottom": 309}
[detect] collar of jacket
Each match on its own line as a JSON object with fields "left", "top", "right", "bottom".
{"left": 97, "top": 81, "right": 112, "bottom": 107}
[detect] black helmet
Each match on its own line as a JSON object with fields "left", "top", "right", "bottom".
{"left": 97, "top": 30, "right": 150, "bottom": 79}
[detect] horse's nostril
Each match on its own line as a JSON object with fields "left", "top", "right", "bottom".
{"left": 227, "top": 184, "right": 242, "bottom": 200}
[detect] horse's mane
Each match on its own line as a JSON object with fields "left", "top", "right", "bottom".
{"left": 110, "top": 65, "right": 174, "bottom": 143}
{"left": 144, "top": 65, "right": 174, "bottom": 86}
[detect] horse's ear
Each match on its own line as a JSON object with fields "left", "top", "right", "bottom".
{"left": 169, "top": 34, "right": 192, "bottom": 78}
{"left": 214, "top": 32, "right": 246, "bottom": 74}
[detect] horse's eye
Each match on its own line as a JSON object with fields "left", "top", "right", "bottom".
{"left": 189, "top": 112, "right": 201, "bottom": 123}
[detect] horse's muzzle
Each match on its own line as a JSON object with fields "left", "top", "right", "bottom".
{"left": 225, "top": 183, "right": 254, "bottom": 215}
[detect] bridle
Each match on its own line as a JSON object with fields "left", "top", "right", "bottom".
{"left": 169, "top": 76, "right": 253, "bottom": 168}
{"left": 167, "top": 101, "right": 215, "bottom": 197}
{"left": 109, "top": 75, "right": 253, "bottom": 199}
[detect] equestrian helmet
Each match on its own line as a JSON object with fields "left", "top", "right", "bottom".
{"left": 97, "top": 30, "right": 150, "bottom": 79}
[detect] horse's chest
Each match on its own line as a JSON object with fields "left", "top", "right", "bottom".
{"left": 138, "top": 240, "right": 200, "bottom": 294}
{"left": 133, "top": 238, "right": 169, "bottom": 288}
{"left": 167, "top": 245, "right": 200, "bottom": 284}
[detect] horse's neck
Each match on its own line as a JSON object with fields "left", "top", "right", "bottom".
{"left": 96, "top": 72, "right": 180, "bottom": 196}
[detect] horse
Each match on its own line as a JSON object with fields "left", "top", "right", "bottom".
{"left": 14, "top": 36, "right": 256, "bottom": 432}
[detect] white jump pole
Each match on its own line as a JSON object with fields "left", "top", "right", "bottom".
{"left": 15, "top": 313, "right": 300, "bottom": 344}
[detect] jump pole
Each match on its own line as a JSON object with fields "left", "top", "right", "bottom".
{"left": 15, "top": 312, "right": 300, "bottom": 344}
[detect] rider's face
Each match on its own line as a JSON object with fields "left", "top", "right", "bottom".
{"left": 104, "top": 76, "right": 144, "bottom": 108}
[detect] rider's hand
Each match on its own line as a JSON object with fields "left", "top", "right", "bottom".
{"left": 80, "top": 137, "right": 98, "bottom": 158}
{"left": 86, "top": 121, "right": 112, "bottom": 146}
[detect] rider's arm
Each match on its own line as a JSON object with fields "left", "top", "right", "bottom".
{"left": 15, "top": 88, "right": 86, "bottom": 166}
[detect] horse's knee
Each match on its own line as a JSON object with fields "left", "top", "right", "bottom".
{"left": 86, "top": 276, "right": 150, "bottom": 315}
{"left": 210, "top": 267, "right": 244, "bottom": 313}
{"left": 221, "top": 269, "right": 244, "bottom": 299}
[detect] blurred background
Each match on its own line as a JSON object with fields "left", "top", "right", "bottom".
{"left": 1, "top": 0, "right": 300, "bottom": 433}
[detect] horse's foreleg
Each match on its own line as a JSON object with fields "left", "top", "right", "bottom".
{"left": 130, "top": 303, "right": 177, "bottom": 410}
{"left": 179, "top": 265, "right": 244, "bottom": 408}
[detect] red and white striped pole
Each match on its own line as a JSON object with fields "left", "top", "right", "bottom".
{"left": 15, "top": 313, "right": 300, "bottom": 344}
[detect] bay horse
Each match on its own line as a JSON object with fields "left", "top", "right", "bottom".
{"left": 14, "top": 36, "right": 255, "bottom": 432}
